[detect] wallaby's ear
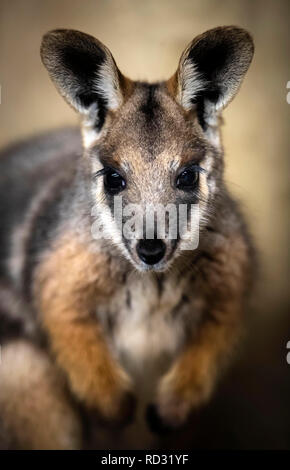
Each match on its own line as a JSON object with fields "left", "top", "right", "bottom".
{"left": 41, "top": 29, "right": 130, "bottom": 146}
{"left": 169, "top": 26, "right": 254, "bottom": 129}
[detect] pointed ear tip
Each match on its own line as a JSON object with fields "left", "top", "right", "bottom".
{"left": 41, "top": 29, "right": 66, "bottom": 53}
{"left": 40, "top": 30, "right": 78, "bottom": 68}
{"left": 41, "top": 29, "right": 92, "bottom": 47}
{"left": 40, "top": 29, "right": 93, "bottom": 62}
{"left": 184, "top": 25, "right": 255, "bottom": 61}
{"left": 40, "top": 29, "right": 111, "bottom": 60}
{"left": 42, "top": 28, "right": 67, "bottom": 41}
{"left": 215, "top": 25, "right": 254, "bottom": 49}
{"left": 234, "top": 27, "right": 255, "bottom": 61}
{"left": 230, "top": 25, "right": 254, "bottom": 44}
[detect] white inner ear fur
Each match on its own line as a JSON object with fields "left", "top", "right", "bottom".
{"left": 178, "top": 57, "right": 227, "bottom": 150}
{"left": 81, "top": 123, "right": 101, "bottom": 149}
{"left": 178, "top": 59, "right": 206, "bottom": 111}
{"left": 93, "top": 58, "right": 123, "bottom": 111}
{"left": 81, "top": 102, "right": 100, "bottom": 148}
{"left": 177, "top": 60, "right": 219, "bottom": 148}
{"left": 204, "top": 125, "right": 221, "bottom": 149}
{"left": 202, "top": 105, "right": 222, "bottom": 150}
{"left": 81, "top": 58, "right": 123, "bottom": 149}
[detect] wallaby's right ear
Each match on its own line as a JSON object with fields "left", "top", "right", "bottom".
{"left": 41, "top": 29, "right": 130, "bottom": 146}
{"left": 169, "top": 26, "right": 254, "bottom": 130}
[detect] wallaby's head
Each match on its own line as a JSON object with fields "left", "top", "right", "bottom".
{"left": 41, "top": 26, "right": 254, "bottom": 272}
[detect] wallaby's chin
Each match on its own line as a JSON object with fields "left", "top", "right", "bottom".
{"left": 131, "top": 258, "right": 170, "bottom": 273}
{"left": 134, "top": 262, "right": 168, "bottom": 273}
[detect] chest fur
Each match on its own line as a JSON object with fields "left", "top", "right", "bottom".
{"left": 97, "top": 274, "right": 198, "bottom": 378}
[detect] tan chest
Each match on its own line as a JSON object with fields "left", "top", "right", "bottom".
{"left": 97, "top": 273, "right": 197, "bottom": 380}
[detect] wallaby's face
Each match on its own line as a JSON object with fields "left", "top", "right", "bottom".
{"left": 89, "top": 83, "right": 211, "bottom": 270}
{"left": 41, "top": 27, "right": 254, "bottom": 271}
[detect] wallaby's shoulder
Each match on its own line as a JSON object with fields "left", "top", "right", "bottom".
{"left": 0, "top": 128, "right": 82, "bottom": 213}
{"left": 0, "top": 127, "right": 81, "bottom": 173}
{"left": 0, "top": 127, "right": 83, "bottom": 283}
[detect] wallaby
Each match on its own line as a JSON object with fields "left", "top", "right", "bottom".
{"left": 0, "top": 26, "right": 255, "bottom": 449}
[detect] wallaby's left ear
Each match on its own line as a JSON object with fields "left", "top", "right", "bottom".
{"left": 41, "top": 29, "right": 131, "bottom": 147}
{"left": 169, "top": 26, "right": 254, "bottom": 128}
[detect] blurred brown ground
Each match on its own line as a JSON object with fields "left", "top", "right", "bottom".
{"left": 0, "top": 0, "right": 289, "bottom": 448}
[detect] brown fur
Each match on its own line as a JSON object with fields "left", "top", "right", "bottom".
{"left": 156, "top": 233, "right": 250, "bottom": 426}
{"left": 34, "top": 234, "right": 134, "bottom": 420}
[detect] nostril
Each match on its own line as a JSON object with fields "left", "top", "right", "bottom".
{"left": 136, "top": 239, "right": 166, "bottom": 265}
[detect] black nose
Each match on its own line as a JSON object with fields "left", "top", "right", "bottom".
{"left": 136, "top": 239, "right": 166, "bottom": 265}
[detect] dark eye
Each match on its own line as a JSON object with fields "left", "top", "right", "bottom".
{"left": 104, "top": 169, "right": 126, "bottom": 194}
{"left": 176, "top": 168, "right": 199, "bottom": 191}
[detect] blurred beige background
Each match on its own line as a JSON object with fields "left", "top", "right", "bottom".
{"left": 0, "top": 0, "right": 289, "bottom": 448}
